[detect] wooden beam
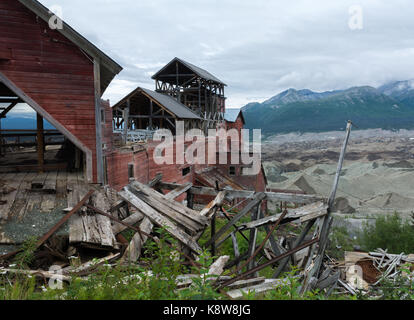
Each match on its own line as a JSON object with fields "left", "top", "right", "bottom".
{"left": 119, "top": 187, "right": 202, "bottom": 254}
{"left": 205, "top": 193, "right": 266, "bottom": 248}
{"left": 36, "top": 113, "right": 44, "bottom": 173}
{"left": 122, "top": 99, "right": 130, "bottom": 145}
{"left": 94, "top": 59, "right": 104, "bottom": 184}
{"left": 0, "top": 101, "right": 19, "bottom": 118}
{"left": 159, "top": 182, "right": 324, "bottom": 204}
{"left": 164, "top": 183, "right": 193, "bottom": 200}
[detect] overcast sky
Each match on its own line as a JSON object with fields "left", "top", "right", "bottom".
{"left": 38, "top": 0, "right": 414, "bottom": 108}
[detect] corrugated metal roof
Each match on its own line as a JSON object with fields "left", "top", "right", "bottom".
{"left": 113, "top": 87, "right": 201, "bottom": 120}
{"left": 152, "top": 57, "right": 226, "bottom": 86}
{"left": 224, "top": 109, "right": 243, "bottom": 123}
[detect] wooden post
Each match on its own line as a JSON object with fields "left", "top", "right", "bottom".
{"left": 123, "top": 99, "right": 130, "bottom": 145}
{"left": 211, "top": 209, "right": 217, "bottom": 257}
{"left": 36, "top": 113, "right": 44, "bottom": 172}
{"left": 300, "top": 121, "right": 352, "bottom": 294}
{"left": 94, "top": 59, "right": 104, "bottom": 184}
{"left": 149, "top": 100, "right": 153, "bottom": 130}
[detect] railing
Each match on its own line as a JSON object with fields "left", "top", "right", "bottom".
{"left": 0, "top": 129, "right": 64, "bottom": 148}
{"left": 114, "top": 129, "right": 156, "bottom": 143}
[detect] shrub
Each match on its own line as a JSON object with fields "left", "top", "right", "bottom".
{"left": 362, "top": 213, "right": 414, "bottom": 254}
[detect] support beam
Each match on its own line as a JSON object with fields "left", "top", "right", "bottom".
{"left": 94, "top": 59, "right": 104, "bottom": 184}
{"left": 36, "top": 113, "right": 44, "bottom": 172}
{"left": 0, "top": 101, "right": 19, "bottom": 119}
{"left": 123, "top": 99, "right": 130, "bottom": 145}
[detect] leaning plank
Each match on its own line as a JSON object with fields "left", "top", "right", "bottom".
{"left": 112, "top": 211, "right": 144, "bottom": 235}
{"left": 240, "top": 202, "right": 328, "bottom": 230}
{"left": 119, "top": 187, "right": 202, "bottom": 254}
{"left": 199, "top": 191, "right": 226, "bottom": 218}
{"left": 121, "top": 218, "right": 153, "bottom": 263}
{"left": 226, "top": 279, "right": 290, "bottom": 299}
{"left": 208, "top": 256, "right": 230, "bottom": 276}
{"left": 205, "top": 193, "right": 266, "bottom": 248}
{"left": 130, "top": 181, "right": 208, "bottom": 226}
{"left": 63, "top": 253, "right": 121, "bottom": 275}
{"left": 165, "top": 183, "right": 193, "bottom": 200}
{"left": 1, "top": 268, "right": 71, "bottom": 282}
{"left": 226, "top": 277, "right": 266, "bottom": 290}
{"left": 134, "top": 191, "right": 202, "bottom": 233}
{"left": 161, "top": 182, "right": 324, "bottom": 204}
{"left": 69, "top": 189, "right": 116, "bottom": 248}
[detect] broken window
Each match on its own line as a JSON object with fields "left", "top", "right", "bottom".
{"left": 229, "top": 166, "right": 236, "bottom": 176}
{"left": 128, "top": 163, "right": 134, "bottom": 179}
{"left": 182, "top": 167, "right": 191, "bottom": 176}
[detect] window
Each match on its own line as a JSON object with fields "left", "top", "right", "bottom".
{"left": 229, "top": 166, "right": 236, "bottom": 176}
{"left": 182, "top": 167, "right": 191, "bottom": 176}
{"left": 128, "top": 164, "right": 134, "bottom": 179}
{"left": 100, "top": 108, "right": 105, "bottom": 124}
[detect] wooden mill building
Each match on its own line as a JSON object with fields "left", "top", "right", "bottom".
{"left": 0, "top": 0, "right": 267, "bottom": 223}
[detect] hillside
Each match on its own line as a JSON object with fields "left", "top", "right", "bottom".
{"left": 242, "top": 81, "right": 414, "bottom": 137}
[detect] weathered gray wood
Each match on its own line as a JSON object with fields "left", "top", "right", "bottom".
{"left": 165, "top": 183, "right": 192, "bottom": 200}
{"left": 240, "top": 202, "right": 327, "bottom": 230}
{"left": 247, "top": 204, "right": 260, "bottom": 273}
{"left": 208, "top": 256, "right": 230, "bottom": 276}
{"left": 226, "top": 278, "right": 290, "bottom": 299}
{"left": 2, "top": 268, "right": 71, "bottom": 282}
{"left": 0, "top": 173, "right": 26, "bottom": 220}
{"left": 199, "top": 191, "right": 226, "bottom": 218}
{"left": 112, "top": 211, "right": 144, "bottom": 235}
{"left": 119, "top": 187, "right": 202, "bottom": 254}
{"left": 148, "top": 173, "right": 163, "bottom": 188}
{"left": 63, "top": 253, "right": 120, "bottom": 275}
{"left": 205, "top": 193, "right": 266, "bottom": 248}
{"left": 226, "top": 277, "right": 266, "bottom": 290}
{"left": 231, "top": 232, "right": 240, "bottom": 270}
{"left": 121, "top": 218, "right": 153, "bottom": 263}
{"left": 160, "top": 182, "right": 324, "bottom": 204}
{"left": 69, "top": 188, "right": 116, "bottom": 248}
{"left": 131, "top": 190, "right": 202, "bottom": 234}
{"left": 130, "top": 181, "right": 208, "bottom": 226}
{"left": 301, "top": 121, "right": 352, "bottom": 294}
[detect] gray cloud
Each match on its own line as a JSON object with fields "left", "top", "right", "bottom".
{"left": 39, "top": 0, "right": 414, "bottom": 107}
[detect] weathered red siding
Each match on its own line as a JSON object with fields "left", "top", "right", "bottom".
{"left": 0, "top": 0, "right": 98, "bottom": 181}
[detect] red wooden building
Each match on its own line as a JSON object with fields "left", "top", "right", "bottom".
{"left": 0, "top": 0, "right": 122, "bottom": 183}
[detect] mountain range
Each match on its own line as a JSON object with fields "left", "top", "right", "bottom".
{"left": 242, "top": 80, "right": 414, "bottom": 137}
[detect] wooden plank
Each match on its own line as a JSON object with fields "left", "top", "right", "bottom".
{"left": 40, "top": 171, "right": 58, "bottom": 212}
{"left": 69, "top": 188, "right": 116, "bottom": 248}
{"left": 132, "top": 190, "right": 202, "bottom": 234}
{"left": 130, "top": 181, "right": 208, "bottom": 226}
{"left": 226, "top": 279, "right": 290, "bottom": 299}
{"left": 160, "top": 182, "right": 324, "bottom": 204}
{"left": 63, "top": 253, "right": 120, "bottom": 275}
{"left": 207, "top": 256, "right": 230, "bottom": 276}
{"left": 226, "top": 277, "right": 266, "bottom": 290}
{"left": 199, "top": 191, "right": 226, "bottom": 218}
{"left": 240, "top": 202, "right": 328, "bottom": 230}
{"left": 205, "top": 193, "right": 266, "bottom": 248}
{"left": 119, "top": 187, "right": 202, "bottom": 254}
{"left": 0, "top": 172, "right": 26, "bottom": 220}
{"left": 164, "top": 183, "right": 192, "bottom": 200}
{"left": 121, "top": 218, "right": 153, "bottom": 263}
{"left": 112, "top": 211, "right": 144, "bottom": 235}
{"left": 247, "top": 205, "right": 260, "bottom": 274}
